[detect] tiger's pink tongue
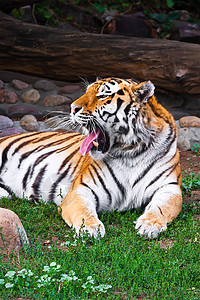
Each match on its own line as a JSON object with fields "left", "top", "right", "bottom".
{"left": 80, "top": 130, "right": 100, "bottom": 156}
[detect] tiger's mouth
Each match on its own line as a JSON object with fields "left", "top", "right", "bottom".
{"left": 80, "top": 128, "right": 110, "bottom": 156}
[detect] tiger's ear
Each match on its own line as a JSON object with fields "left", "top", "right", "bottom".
{"left": 133, "top": 81, "right": 155, "bottom": 104}
{"left": 96, "top": 76, "right": 102, "bottom": 81}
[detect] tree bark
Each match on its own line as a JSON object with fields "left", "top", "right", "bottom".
{"left": 0, "top": 11, "right": 200, "bottom": 95}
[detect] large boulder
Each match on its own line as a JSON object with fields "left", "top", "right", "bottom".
{"left": 0, "top": 208, "right": 29, "bottom": 253}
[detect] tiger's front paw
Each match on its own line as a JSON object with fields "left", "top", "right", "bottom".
{"left": 135, "top": 211, "right": 167, "bottom": 238}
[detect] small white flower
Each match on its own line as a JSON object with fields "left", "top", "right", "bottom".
{"left": 56, "top": 265, "right": 61, "bottom": 270}
{"left": 69, "top": 270, "right": 75, "bottom": 276}
{"left": 0, "top": 279, "right": 5, "bottom": 284}
{"left": 27, "top": 270, "right": 34, "bottom": 276}
{"left": 5, "top": 282, "right": 14, "bottom": 288}
{"left": 43, "top": 266, "right": 50, "bottom": 272}
{"left": 60, "top": 274, "right": 73, "bottom": 282}
{"left": 60, "top": 241, "right": 70, "bottom": 246}
{"left": 5, "top": 271, "right": 16, "bottom": 278}
{"left": 50, "top": 262, "right": 57, "bottom": 267}
{"left": 18, "top": 269, "right": 27, "bottom": 278}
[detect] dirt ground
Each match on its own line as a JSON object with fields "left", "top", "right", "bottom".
{"left": 180, "top": 149, "right": 200, "bottom": 204}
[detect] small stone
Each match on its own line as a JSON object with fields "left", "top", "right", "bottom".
{"left": 20, "top": 114, "right": 39, "bottom": 132}
{"left": 11, "top": 79, "right": 29, "bottom": 90}
{"left": 59, "top": 84, "right": 81, "bottom": 94}
{"left": 0, "top": 80, "right": 4, "bottom": 89}
{"left": 34, "top": 80, "right": 57, "bottom": 91}
{"left": 0, "top": 115, "right": 13, "bottom": 130}
{"left": 8, "top": 104, "right": 42, "bottom": 118}
{"left": 0, "top": 208, "right": 29, "bottom": 254}
{"left": 42, "top": 94, "right": 72, "bottom": 107}
{"left": 0, "top": 127, "right": 24, "bottom": 137}
{"left": 177, "top": 128, "right": 191, "bottom": 150}
{"left": 21, "top": 88, "right": 40, "bottom": 104}
{"left": 0, "top": 90, "right": 18, "bottom": 104}
{"left": 179, "top": 116, "right": 200, "bottom": 128}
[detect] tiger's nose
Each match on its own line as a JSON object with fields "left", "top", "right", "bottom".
{"left": 71, "top": 105, "right": 82, "bottom": 114}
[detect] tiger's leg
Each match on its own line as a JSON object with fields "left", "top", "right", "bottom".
{"left": 59, "top": 189, "right": 105, "bottom": 238}
{"left": 135, "top": 184, "right": 182, "bottom": 238}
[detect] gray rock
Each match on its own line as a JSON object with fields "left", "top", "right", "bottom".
{"left": 21, "top": 88, "right": 40, "bottom": 104}
{"left": 20, "top": 114, "right": 39, "bottom": 132}
{"left": 0, "top": 127, "right": 24, "bottom": 137}
{"left": 0, "top": 115, "right": 13, "bottom": 130}
{"left": 8, "top": 104, "right": 42, "bottom": 118}
{"left": 179, "top": 116, "right": 200, "bottom": 128}
{"left": 177, "top": 128, "right": 191, "bottom": 150}
{"left": 11, "top": 79, "right": 29, "bottom": 90}
{"left": 0, "top": 208, "right": 29, "bottom": 254}
{"left": 42, "top": 94, "right": 72, "bottom": 107}
{"left": 177, "top": 127, "right": 200, "bottom": 150}
{"left": 188, "top": 127, "right": 200, "bottom": 147}
{"left": 34, "top": 79, "right": 57, "bottom": 91}
{"left": 0, "top": 90, "right": 18, "bottom": 104}
{"left": 59, "top": 84, "right": 81, "bottom": 94}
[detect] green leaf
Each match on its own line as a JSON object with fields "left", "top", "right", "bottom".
{"left": 166, "top": 0, "right": 174, "bottom": 8}
{"left": 149, "top": 13, "right": 167, "bottom": 23}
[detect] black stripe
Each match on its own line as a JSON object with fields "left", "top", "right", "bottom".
{"left": 148, "top": 182, "right": 179, "bottom": 202}
{"left": 32, "top": 132, "right": 59, "bottom": 143}
{"left": 116, "top": 98, "right": 124, "bottom": 110}
{"left": 0, "top": 133, "right": 40, "bottom": 173}
{"left": 58, "top": 148, "right": 80, "bottom": 172}
{"left": 117, "top": 89, "right": 125, "bottom": 95}
{"left": 101, "top": 97, "right": 124, "bottom": 120}
{"left": 103, "top": 160, "right": 125, "bottom": 198}
{"left": 18, "top": 146, "right": 42, "bottom": 168}
{"left": 13, "top": 139, "right": 38, "bottom": 155}
{"left": 30, "top": 151, "right": 55, "bottom": 178}
{"left": 165, "top": 161, "right": 179, "bottom": 178}
{"left": 38, "top": 134, "right": 80, "bottom": 149}
{"left": 49, "top": 164, "right": 72, "bottom": 202}
{"left": 124, "top": 103, "right": 131, "bottom": 116}
{"left": 30, "top": 164, "right": 47, "bottom": 202}
{"left": 22, "top": 165, "right": 32, "bottom": 190}
{"left": 81, "top": 182, "right": 100, "bottom": 211}
{"left": 145, "top": 164, "right": 177, "bottom": 191}
{"left": 0, "top": 181, "right": 13, "bottom": 195}
{"left": 93, "top": 161, "right": 103, "bottom": 172}
{"left": 70, "top": 155, "right": 83, "bottom": 176}
{"left": 88, "top": 167, "right": 97, "bottom": 185}
{"left": 132, "top": 132, "right": 176, "bottom": 188}
{"left": 13, "top": 132, "right": 61, "bottom": 154}
{"left": 56, "top": 139, "right": 80, "bottom": 153}
{"left": 90, "top": 164, "right": 112, "bottom": 206}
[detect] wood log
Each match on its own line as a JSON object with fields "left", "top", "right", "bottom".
{"left": 0, "top": 11, "right": 200, "bottom": 95}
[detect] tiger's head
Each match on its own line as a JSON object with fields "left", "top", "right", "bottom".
{"left": 71, "top": 77, "right": 156, "bottom": 158}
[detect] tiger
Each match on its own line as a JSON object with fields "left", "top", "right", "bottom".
{"left": 0, "top": 77, "right": 182, "bottom": 239}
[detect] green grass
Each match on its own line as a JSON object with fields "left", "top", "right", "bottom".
{"left": 0, "top": 195, "right": 199, "bottom": 300}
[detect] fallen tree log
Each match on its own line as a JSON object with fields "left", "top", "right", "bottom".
{"left": 0, "top": 11, "right": 200, "bottom": 95}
